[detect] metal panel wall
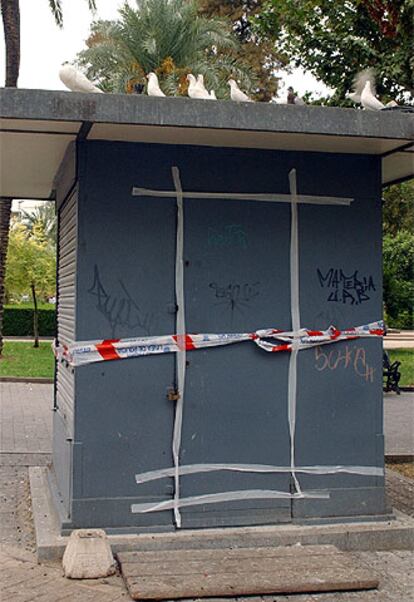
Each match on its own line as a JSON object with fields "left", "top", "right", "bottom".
{"left": 56, "top": 189, "right": 77, "bottom": 435}
{"left": 53, "top": 187, "right": 77, "bottom": 516}
{"left": 59, "top": 140, "right": 385, "bottom": 532}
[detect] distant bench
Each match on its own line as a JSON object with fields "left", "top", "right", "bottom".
{"left": 383, "top": 351, "right": 401, "bottom": 394}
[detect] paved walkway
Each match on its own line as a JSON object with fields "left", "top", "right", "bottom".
{"left": 383, "top": 330, "right": 414, "bottom": 350}
{"left": 384, "top": 392, "right": 414, "bottom": 456}
{"left": 0, "top": 383, "right": 413, "bottom": 601}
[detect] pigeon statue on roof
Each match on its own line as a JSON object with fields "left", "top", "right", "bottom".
{"left": 59, "top": 63, "right": 103, "bottom": 93}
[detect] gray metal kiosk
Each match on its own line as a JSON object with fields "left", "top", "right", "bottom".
{"left": 1, "top": 89, "right": 413, "bottom": 534}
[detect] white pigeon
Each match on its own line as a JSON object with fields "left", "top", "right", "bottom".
{"left": 147, "top": 72, "right": 166, "bottom": 97}
{"left": 59, "top": 63, "right": 103, "bottom": 93}
{"left": 361, "top": 81, "right": 385, "bottom": 110}
{"left": 228, "top": 79, "right": 252, "bottom": 102}
{"left": 196, "top": 74, "right": 216, "bottom": 100}
{"left": 346, "top": 68, "right": 376, "bottom": 105}
{"left": 186, "top": 74, "right": 210, "bottom": 99}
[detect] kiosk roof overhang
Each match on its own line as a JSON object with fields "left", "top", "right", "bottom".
{"left": 0, "top": 88, "right": 413, "bottom": 200}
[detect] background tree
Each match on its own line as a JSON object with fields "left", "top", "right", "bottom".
{"left": 257, "top": 0, "right": 414, "bottom": 105}
{"left": 5, "top": 221, "right": 56, "bottom": 347}
{"left": 20, "top": 201, "right": 57, "bottom": 244}
{"left": 197, "top": 0, "right": 287, "bottom": 101}
{"left": 383, "top": 180, "right": 414, "bottom": 237}
{"left": 382, "top": 180, "right": 414, "bottom": 329}
{"left": 383, "top": 230, "right": 414, "bottom": 329}
{"left": 77, "top": 0, "right": 254, "bottom": 98}
{"left": 0, "top": 0, "right": 95, "bottom": 357}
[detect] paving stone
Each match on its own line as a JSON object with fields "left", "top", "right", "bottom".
{"left": 1, "top": 383, "right": 413, "bottom": 601}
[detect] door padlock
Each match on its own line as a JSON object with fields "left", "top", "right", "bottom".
{"left": 167, "top": 388, "right": 180, "bottom": 402}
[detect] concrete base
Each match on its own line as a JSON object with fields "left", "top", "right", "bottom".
{"left": 30, "top": 466, "right": 414, "bottom": 562}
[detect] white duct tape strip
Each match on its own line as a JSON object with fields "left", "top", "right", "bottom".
{"left": 288, "top": 168, "right": 302, "bottom": 496}
{"left": 135, "top": 463, "right": 384, "bottom": 484}
{"left": 132, "top": 188, "right": 353, "bottom": 207}
{"left": 131, "top": 488, "right": 330, "bottom": 514}
{"left": 172, "top": 166, "right": 185, "bottom": 529}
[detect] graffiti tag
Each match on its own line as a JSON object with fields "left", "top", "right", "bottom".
{"left": 209, "top": 281, "right": 260, "bottom": 313}
{"left": 317, "top": 268, "right": 376, "bottom": 305}
{"left": 314, "top": 344, "right": 375, "bottom": 383}
{"left": 208, "top": 224, "right": 248, "bottom": 249}
{"left": 88, "top": 265, "right": 156, "bottom": 338}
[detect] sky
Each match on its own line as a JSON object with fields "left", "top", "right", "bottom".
{"left": 1, "top": 0, "right": 331, "bottom": 209}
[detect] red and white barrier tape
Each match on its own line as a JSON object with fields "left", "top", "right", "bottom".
{"left": 53, "top": 320, "right": 384, "bottom": 368}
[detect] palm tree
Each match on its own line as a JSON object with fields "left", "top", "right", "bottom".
{"left": 20, "top": 202, "right": 57, "bottom": 245}
{"left": 0, "top": 0, "right": 96, "bottom": 356}
{"left": 77, "top": 0, "right": 255, "bottom": 98}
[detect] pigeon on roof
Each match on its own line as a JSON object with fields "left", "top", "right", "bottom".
{"left": 147, "top": 72, "right": 166, "bottom": 97}
{"left": 361, "top": 81, "right": 386, "bottom": 110}
{"left": 59, "top": 63, "right": 103, "bottom": 93}
{"left": 228, "top": 79, "right": 252, "bottom": 102}
{"left": 196, "top": 74, "right": 216, "bottom": 100}
{"left": 346, "top": 69, "right": 398, "bottom": 110}
{"left": 346, "top": 68, "right": 376, "bottom": 105}
{"left": 287, "top": 86, "right": 305, "bottom": 105}
{"left": 187, "top": 74, "right": 210, "bottom": 99}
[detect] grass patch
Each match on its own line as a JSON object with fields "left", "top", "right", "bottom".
{"left": 387, "top": 349, "right": 414, "bottom": 387}
{"left": 0, "top": 341, "right": 54, "bottom": 378}
{"left": 5, "top": 302, "right": 53, "bottom": 310}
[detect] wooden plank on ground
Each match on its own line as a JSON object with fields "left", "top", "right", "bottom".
{"left": 117, "top": 545, "right": 379, "bottom": 600}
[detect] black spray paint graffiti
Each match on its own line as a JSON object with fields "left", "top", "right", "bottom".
{"left": 208, "top": 224, "right": 248, "bottom": 249}
{"left": 209, "top": 281, "right": 260, "bottom": 314}
{"left": 317, "top": 268, "right": 376, "bottom": 305}
{"left": 88, "top": 265, "right": 156, "bottom": 338}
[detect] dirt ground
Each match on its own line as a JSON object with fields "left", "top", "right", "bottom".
{"left": 386, "top": 461, "right": 414, "bottom": 479}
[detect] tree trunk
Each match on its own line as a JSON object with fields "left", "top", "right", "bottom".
{"left": 1, "top": 0, "right": 20, "bottom": 87}
{"left": 30, "top": 283, "right": 39, "bottom": 348}
{"left": 0, "top": 199, "right": 12, "bottom": 357}
{"left": 0, "top": 0, "right": 20, "bottom": 357}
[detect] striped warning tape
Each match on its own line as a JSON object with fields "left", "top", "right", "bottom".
{"left": 53, "top": 320, "right": 384, "bottom": 367}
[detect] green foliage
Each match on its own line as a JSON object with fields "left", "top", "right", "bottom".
{"left": 257, "top": 0, "right": 414, "bottom": 105}
{"left": 48, "top": 0, "right": 97, "bottom": 28}
{"left": 3, "top": 307, "right": 56, "bottom": 337}
{"left": 76, "top": 0, "right": 255, "bottom": 98}
{"left": 5, "top": 221, "right": 56, "bottom": 304}
{"left": 388, "top": 349, "right": 414, "bottom": 386}
{"left": 20, "top": 201, "right": 56, "bottom": 245}
{"left": 0, "top": 341, "right": 54, "bottom": 378}
{"left": 383, "top": 180, "right": 414, "bottom": 236}
{"left": 197, "top": 0, "right": 286, "bottom": 101}
{"left": 383, "top": 230, "right": 414, "bottom": 329}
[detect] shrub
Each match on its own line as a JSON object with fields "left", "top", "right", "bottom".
{"left": 3, "top": 307, "right": 56, "bottom": 337}
{"left": 383, "top": 231, "right": 414, "bottom": 330}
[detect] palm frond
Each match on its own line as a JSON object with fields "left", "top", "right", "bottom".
{"left": 48, "top": 0, "right": 63, "bottom": 28}
{"left": 75, "top": 0, "right": 254, "bottom": 96}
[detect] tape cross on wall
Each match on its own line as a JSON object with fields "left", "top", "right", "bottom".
{"left": 53, "top": 168, "right": 384, "bottom": 526}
